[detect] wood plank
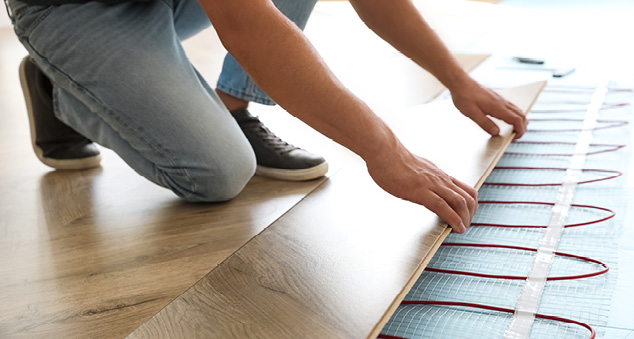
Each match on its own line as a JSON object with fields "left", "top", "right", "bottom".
{"left": 129, "top": 81, "right": 546, "bottom": 339}
{"left": 0, "top": 165, "right": 329, "bottom": 338}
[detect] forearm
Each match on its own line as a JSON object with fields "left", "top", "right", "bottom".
{"left": 200, "top": 0, "right": 399, "bottom": 162}
{"left": 199, "top": 0, "right": 479, "bottom": 233}
{"left": 349, "top": 0, "right": 470, "bottom": 91}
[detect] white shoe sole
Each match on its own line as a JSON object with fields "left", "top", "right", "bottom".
{"left": 255, "top": 161, "right": 329, "bottom": 181}
{"left": 19, "top": 58, "right": 102, "bottom": 170}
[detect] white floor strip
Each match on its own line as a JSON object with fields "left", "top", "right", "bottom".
{"left": 503, "top": 85, "right": 608, "bottom": 339}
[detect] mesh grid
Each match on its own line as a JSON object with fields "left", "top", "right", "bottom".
{"left": 447, "top": 225, "right": 544, "bottom": 248}
{"left": 504, "top": 142, "right": 623, "bottom": 157}
{"left": 380, "top": 304, "right": 594, "bottom": 339}
{"left": 427, "top": 245, "right": 535, "bottom": 277}
{"left": 484, "top": 167, "right": 621, "bottom": 187}
{"left": 405, "top": 272, "right": 524, "bottom": 309}
{"left": 529, "top": 317, "right": 593, "bottom": 339}
{"left": 477, "top": 185, "right": 560, "bottom": 202}
{"left": 381, "top": 305, "right": 512, "bottom": 339}
{"left": 538, "top": 274, "right": 615, "bottom": 325}
{"left": 484, "top": 167, "right": 567, "bottom": 186}
{"left": 526, "top": 118, "right": 628, "bottom": 134}
{"left": 379, "top": 85, "right": 632, "bottom": 339}
{"left": 468, "top": 202, "right": 613, "bottom": 228}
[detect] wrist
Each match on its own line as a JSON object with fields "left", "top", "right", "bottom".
{"left": 442, "top": 69, "right": 474, "bottom": 93}
{"left": 361, "top": 128, "right": 412, "bottom": 173}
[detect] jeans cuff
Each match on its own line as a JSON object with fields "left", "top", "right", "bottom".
{"left": 216, "top": 83, "right": 276, "bottom": 106}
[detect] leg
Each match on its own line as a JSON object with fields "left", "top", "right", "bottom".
{"left": 10, "top": 0, "right": 255, "bottom": 201}
{"left": 8, "top": 0, "right": 102, "bottom": 170}
{"left": 216, "top": 0, "right": 319, "bottom": 106}
{"left": 213, "top": 0, "right": 328, "bottom": 181}
{"left": 169, "top": 0, "right": 327, "bottom": 181}
{"left": 19, "top": 56, "right": 102, "bottom": 170}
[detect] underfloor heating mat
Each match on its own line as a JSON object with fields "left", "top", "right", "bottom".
{"left": 379, "top": 83, "right": 634, "bottom": 339}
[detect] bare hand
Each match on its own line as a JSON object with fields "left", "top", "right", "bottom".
{"left": 451, "top": 80, "right": 528, "bottom": 138}
{"left": 366, "top": 148, "right": 477, "bottom": 234}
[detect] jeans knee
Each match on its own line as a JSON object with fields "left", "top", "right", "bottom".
{"left": 166, "top": 149, "right": 256, "bottom": 203}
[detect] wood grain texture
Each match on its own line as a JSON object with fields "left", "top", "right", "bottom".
{"left": 0, "top": 160, "right": 328, "bottom": 338}
{"left": 0, "top": 25, "right": 329, "bottom": 339}
{"left": 129, "top": 82, "right": 546, "bottom": 339}
{"left": 0, "top": 16, "right": 487, "bottom": 338}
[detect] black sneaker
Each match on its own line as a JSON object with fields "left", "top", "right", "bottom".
{"left": 19, "top": 57, "right": 101, "bottom": 170}
{"left": 231, "top": 108, "right": 328, "bottom": 181}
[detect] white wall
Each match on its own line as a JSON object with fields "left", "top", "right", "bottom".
{"left": 1, "top": 6, "right": 11, "bottom": 28}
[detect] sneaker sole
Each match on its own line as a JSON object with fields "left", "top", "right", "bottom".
{"left": 255, "top": 161, "right": 329, "bottom": 181}
{"left": 19, "top": 58, "right": 102, "bottom": 170}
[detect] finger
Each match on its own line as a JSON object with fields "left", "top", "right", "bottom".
{"left": 506, "top": 101, "right": 526, "bottom": 121}
{"left": 490, "top": 107, "right": 525, "bottom": 137}
{"left": 421, "top": 191, "right": 466, "bottom": 234}
{"left": 496, "top": 103, "right": 527, "bottom": 137}
{"left": 433, "top": 184, "right": 472, "bottom": 229}
{"left": 451, "top": 177, "right": 477, "bottom": 200}
{"left": 470, "top": 108, "right": 500, "bottom": 136}
{"left": 505, "top": 102, "right": 528, "bottom": 138}
{"left": 506, "top": 103, "right": 528, "bottom": 139}
{"left": 450, "top": 177, "right": 478, "bottom": 219}
{"left": 481, "top": 94, "right": 526, "bottom": 137}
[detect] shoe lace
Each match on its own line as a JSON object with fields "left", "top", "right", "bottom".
{"left": 241, "top": 116, "right": 300, "bottom": 155}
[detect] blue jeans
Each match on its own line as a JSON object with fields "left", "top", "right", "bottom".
{"left": 7, "top": 0, "right": 317, "bottom": 201}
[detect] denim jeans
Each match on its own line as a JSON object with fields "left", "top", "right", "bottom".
{"left": 6, "top": 0, "right": 317, "bottom": 201}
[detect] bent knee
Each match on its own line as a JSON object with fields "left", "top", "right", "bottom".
{"left": 165, "top": 151, "right": 256, "bottom": 202}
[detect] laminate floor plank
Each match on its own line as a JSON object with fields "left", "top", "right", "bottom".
{"left": 1, "top": 170, "right": 329, "bottom": 338}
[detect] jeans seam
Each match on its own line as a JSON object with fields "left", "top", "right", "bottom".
{"left": 27, "top": 46, "right": 199, "bottom": 199}
{"left": 23, "top": 6, "right": 53, "bottom": 37}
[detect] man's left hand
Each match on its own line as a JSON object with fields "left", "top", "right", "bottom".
{"left": 451, "top": 80, "right": 528, "bottom": 138}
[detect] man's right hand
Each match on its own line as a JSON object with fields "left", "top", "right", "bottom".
{"left": 366, "top": 146, "right": 478, "bottom": 234}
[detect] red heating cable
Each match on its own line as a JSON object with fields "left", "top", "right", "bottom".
{"left": 377, "top": 301, "right": 596, "bottom": 339}
{"left": 483, "top": 167, "right": 622, "bottom": 187}
{"left": 471, "top": 201, "right": 615, "bottom": 228}
{"left": 507, "top": 141, "right": 625, "bottom": 157}
{"left": 425, "top": 243, "right": 609, "bottom": 281}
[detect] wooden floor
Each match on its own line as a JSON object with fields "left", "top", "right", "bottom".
{"left": 0, "top": 2, "right": 494, "bottom": 338}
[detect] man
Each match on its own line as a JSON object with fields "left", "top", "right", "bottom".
{"left": 6, "top": 0, "right": 527, "bottom": 234}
